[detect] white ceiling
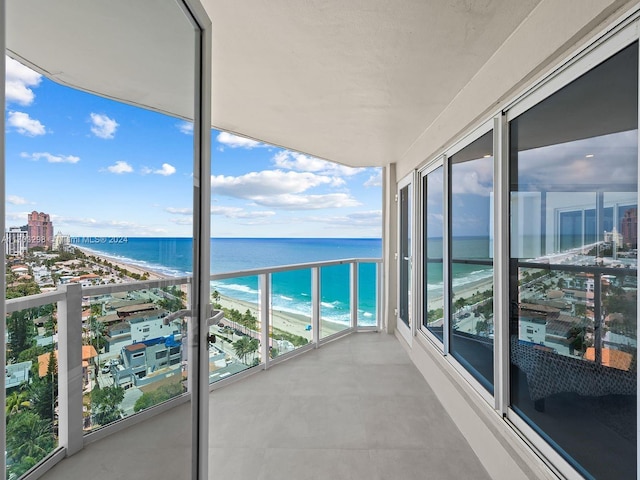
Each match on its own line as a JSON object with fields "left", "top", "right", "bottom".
{"left": 6, "top": 0, "right": 543, "bottom": 167}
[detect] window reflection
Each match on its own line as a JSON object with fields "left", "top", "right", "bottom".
{"left": 423, "top": 166, "right": 444, "bottom": 340}
{"left": 510, "top": 42, "right": 637, "bottom": 479}
{"left": 449, "top": 131, "right": 494, "bottom": 392}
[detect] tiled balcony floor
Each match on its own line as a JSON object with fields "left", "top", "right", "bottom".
{"left": 40, "top": 333, "right": 537, "bottom": 480}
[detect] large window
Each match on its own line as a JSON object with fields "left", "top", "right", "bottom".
{"left": 509, "top": 42, "right": 638, "bottom": 479}
{"left": 449, "top": 131, "right": 494, "bottom": 392}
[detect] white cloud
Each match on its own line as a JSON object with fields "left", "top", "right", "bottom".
{"left": 273, "top": 151, "right": 363, "bottom": 177}
{"left": 217, "top": 131, "right": 263, "bottom": 149}
{"left": 106, "top": 161, "right": 133, "bottom": 174}
{"left": 211, "top": 170, "right": 359, "bottom": 210}
{"left": 309, "top": 210, "right": 382, "bottom": 227}
{"left": 165, "top": 207, "right": 192, "bottom": 215}
{"left": 22, "top": 151, "right": 80, "bottom": 164}
{"left": 51, "top": 214, "right": 168, "bottom": 235}
{"left": 177, "top": 122, "right": 193, "bottom": 135}
{"left": 250, "top": 193, "right": 360, "bottom": 210}
{"left": 364, "top": 170, "right": 382, "bottom": 187}
{"left": 450, "top": 158, "right": 493, "bottom": 196}
{"left": 5, "top": 211, "right": 31, "bottom": 224}
{"left": 211, "top": 170, "right": 338, "bottom": 197}
{"left": 5, "top": 56, "right": 42, "bottom": 106}
{"left": 7, "top": 195, "right": 28, "bottom": 205}
{"left": 211, "top": 206, "right": 276, "bottom": 219}
{"left": 169, "top": 218, "right": 193, "bottom": 226}
{"left": 140, "top": 163, "right": 176, "bottom": 176}
{"left": 518, "top": 131, "right": 637, "bottom": 191}
{"left": 90, "top": 113, "right": 119, "bottom": 139}
{"left": 141, "top": 163, "right": 176, "bottom": 176}
{"left": 7, "top": 111, "right": 46, "bottom": 136}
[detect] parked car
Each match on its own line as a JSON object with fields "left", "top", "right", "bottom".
{"left": 101, "top": 365, "right": 111, "bottom": 374}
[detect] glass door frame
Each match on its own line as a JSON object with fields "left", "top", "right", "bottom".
{"left": 503, "top": 16, "right": 640, "bottom": 480}
{"left": 397, "top": 172, "right": 415, "bottom": 345}
{"left": 417, "top": 158, "right": 446, "bottom": 352}
{"left": 442, "top": 120, "right": 497, "bottom": 407}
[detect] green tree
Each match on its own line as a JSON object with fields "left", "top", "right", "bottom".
{"left": 233, "top": 337, "right": 252, "bottom": 364}
{"left": 212, "top": 289, "right": 221, "bottom": 308}
{"left": 6, "top": 390, "right": 31, "bottom": 416}
{"left": 17, "top": 344, "right": 47, "bottom": 364}
{"left": 87, "top": 316, "right": 107, "bottom": 352}
{"left": 133, "top": 381, "right": 185, "bottom": 412}
{"left": 91, "top": 385, "right": 125, "bottom": 426}
{"left": 31, "top": 350, "right": 58, "bottom": 423}
{"left": 6, "top": 411, "right": 56, "bottom": 478}
{"left": 6, "top": 280, "right": 41, "bottom": 299}
{"left": 7, "top": 309, "right": 37, "bottom": 362}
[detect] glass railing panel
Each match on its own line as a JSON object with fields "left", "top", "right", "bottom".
{"left": 210, "top": 276, "right": 260, "bottom": 382}
{"left": 83, "top": 286, "right": 188, "bottom": 432}
{"left": 450, "top": 261, "right": 494, "bottom": 392}
{"left": 357, "top": 262, "right": 378, "bottom": 328}
{"left": 5, "top": 303, "right": 58, "bottom": 479}
{"left": 270, "top": 270, "right": 312, "bottom": 358}
{"left": 320, "top": 264, "right": 351, "bottom": 338}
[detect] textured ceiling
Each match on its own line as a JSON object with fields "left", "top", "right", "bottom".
{"left": 7, "top": 0, "right": 543, "bottom": 167}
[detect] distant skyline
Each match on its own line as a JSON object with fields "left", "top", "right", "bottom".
{"left": 4, "top": 56, "right": 382, "bottom": 238}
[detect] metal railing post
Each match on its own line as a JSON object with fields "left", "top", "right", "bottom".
{"left": 350, "top": 262, "right": 358, "bottom": 330}
{"left": 312, "top": 267, "right": 320, "bottom": 346}
{"left": 259, "top": 273, "right": 271, "bottom": 368}
{"left": 377, "top": 261, "right": 383, "bottom": 331}
{"left": 58, "top": 283, "right": 84, "bottom": 456}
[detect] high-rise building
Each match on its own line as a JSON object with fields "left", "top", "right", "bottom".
{"left": 621, "top": 207, "right": 637, "bottom": 247}
{"left": 53, "top": 232, "right": 71, "bottom": 252}
{"left": 5, "top": 226, "right": 28, "bottom": 256}
{"left": 27, "top": 211, "right": 54, "bottom": 250}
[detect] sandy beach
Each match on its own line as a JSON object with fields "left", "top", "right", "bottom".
{"left": 214, "top": 292, "right": 347, "bottom": 340}
{"left": 426, "top": 276, "right": 494, "bottom": 312}
{"left": 77, "top": 245, "right": 347, "bottom": 339}
{"left": 77, "top": 247, "right": 172, "bottom": 281}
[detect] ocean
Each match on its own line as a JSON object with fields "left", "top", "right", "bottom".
{"left": 77, "top": 236, "right": 494, "bottom": 326}
{"left": 76, "top": 237, "right": 383, "bottom": 327}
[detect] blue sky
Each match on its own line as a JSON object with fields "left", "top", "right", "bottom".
{"left": 4, "top": 57, "right": 382, "bottom": 238}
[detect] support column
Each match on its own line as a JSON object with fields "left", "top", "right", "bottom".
{"left": 259, "top": 274, "right": 271, "bottom": 367}
{"left": 350, "top": 262, "right": 358, "bottom": 330}
{"left": 312, "top": 267, "right": 320, "bottom": 346}
{"left": 58, "top": 283, "right": 84, "bottom": 456}
{"left": 383, "top": 164, "right": 398, "bottom": 334}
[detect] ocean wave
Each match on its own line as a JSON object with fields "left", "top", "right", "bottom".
{"left": 215, "top": 282, "right": 259, "bottom": 297}
{"left": 80, "top": 247, "right": 191, "bottom": 277}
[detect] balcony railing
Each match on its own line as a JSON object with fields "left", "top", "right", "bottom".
{"left": 4, "top": 258, "right": 382, "bottom": 480}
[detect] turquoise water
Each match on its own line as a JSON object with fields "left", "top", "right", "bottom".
{"left": 76, "top": 237, "right": 382, "bottom": 326}
{"left": 76, "top": 236, "right": 495, "bottom": 326}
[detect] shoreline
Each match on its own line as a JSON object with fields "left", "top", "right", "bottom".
{"left": 426, "top": 275, "right": 494, "bottom": 312}
{"left": 76, "top": 246, "right": 173, "bottom": 281}
{"left": 214, "top": 293, "right": 346, "bottom": 340}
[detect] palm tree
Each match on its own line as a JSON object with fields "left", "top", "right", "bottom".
{"left": 6, "top": 411, "right": 56, "bottom": 477}
{"left": 6, "top": 389, "right": 31, "bottom": 415}
{"left": 247, "top": 338, "right": 259, "bottom": 363}
{"left": 233, "top": 337, "right": 251, "bottom": 364}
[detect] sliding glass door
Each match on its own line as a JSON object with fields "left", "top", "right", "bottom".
{"left": 449, "top": 130, "right": 495, "bottom": 393}
{"left": 398, "top": 175, "right": 413, "bottom": 343}
{"left": 509, "top": 41, "right": 638, "bottom": 480}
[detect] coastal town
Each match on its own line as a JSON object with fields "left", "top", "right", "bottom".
{"left": 4, "top": 211, "right": 293, "bottom": 477}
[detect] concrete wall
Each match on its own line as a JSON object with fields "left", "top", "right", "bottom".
{"left": 396, "top": 0, "right": 639, "bottom": 179}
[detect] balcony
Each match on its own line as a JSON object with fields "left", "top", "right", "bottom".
{"left": 27, "top": 331, "right": 548, "bottom": 480}
{"left": 4, "top": 257, "right": 551, "bottom": 480}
